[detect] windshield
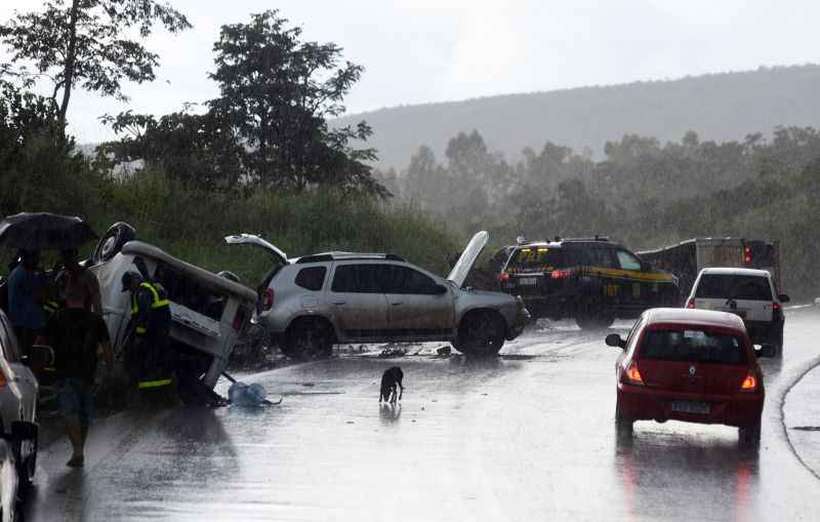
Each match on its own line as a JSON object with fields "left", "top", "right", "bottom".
{"left": 695, "top": 274, "right": 772, "bottom": 300}
{"left": 508, "top": 247, "right": 564, "bottom": 272}
{"left": 640, "top": 328, "right": 747, "bottom": 364}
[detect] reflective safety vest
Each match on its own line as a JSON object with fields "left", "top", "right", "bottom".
{"left": 130, "top": 282, "right": 170, "bottom": 335}
{"left": 137, "top": 378, "right": 173, "bottom": 389}
{"left": 43, "top": 299, "right": 62, "bottom": 317}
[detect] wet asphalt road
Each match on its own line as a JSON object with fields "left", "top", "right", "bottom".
{"left": 24, "top": 308, "right": 820, "bottom": 521}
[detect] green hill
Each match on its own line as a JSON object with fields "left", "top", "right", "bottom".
{"left": 336, "top": 64, "right": 820, "bottom": 168}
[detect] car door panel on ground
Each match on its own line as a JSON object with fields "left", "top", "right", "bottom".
{"left": 328, "top": 263, "right": 390, "bottom": 340}
{"left": 382, "top": 265, "right": 454, "bottom": 339}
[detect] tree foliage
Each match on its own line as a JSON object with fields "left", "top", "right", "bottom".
{"left": 98, "top": 108, "right": 243, "bottom": 188}
{"left": 394, "top": 127, "right": 820, "bottom": 298}
{"left": 208, "top": 10, "right": 383, "bottom": 194}
{"left": 100, "top": 10, "right": 384, "bottom": 195}
{"left": 0, "top": 0, "right": 190, "bottom": 125}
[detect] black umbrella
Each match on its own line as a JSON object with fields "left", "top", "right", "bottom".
{"left": 0, "top": 212, "right": 98, "bottom": 251}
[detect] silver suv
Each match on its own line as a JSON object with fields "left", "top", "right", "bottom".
{"left": 226, "top": 232, "right": 530, "bottom": 358}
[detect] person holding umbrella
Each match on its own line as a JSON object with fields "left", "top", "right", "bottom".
{"left": 6, "top": 249, "right": 46, "bottom": 355}
{"left": 0, "top": 212, "right": 98, "bottom": 352}
{"left": 60, "top": 248, "right": 102, "bottom": 314}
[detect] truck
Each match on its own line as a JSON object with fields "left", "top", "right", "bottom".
{"left": 636, "top": 238, "right": 782, "bottom": 299}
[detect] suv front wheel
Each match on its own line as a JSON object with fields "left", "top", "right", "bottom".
{"left": 282, "top": 318, "right": 335, "bottom": 360}
{"left": 453, "top": 310, "right": 506, "bottom": 357}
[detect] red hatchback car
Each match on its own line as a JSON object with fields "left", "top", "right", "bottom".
{"left": 606, "top": 308, "right": 774, "bottom": 446}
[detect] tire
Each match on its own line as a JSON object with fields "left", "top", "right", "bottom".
{"left": 14, "top": 435, "right": 36, "bottom": 488}
{"left": 283, "top": 318, "right": 335, "bottom": 360}
{"left": 772, "top": 324, "right": 784, "bottom": 357}
{"left": 738, "top": 420, "right": 761, "bottom": 448}
{"left": 615, "top": 401, "right": 633, "bottom": 437}
{"left": 91, "top": 222, "right": 136, "bottom": 265}
{"left": 575, "top": 301, "right": 614, "bottom": 330}
{"left": 453, "top": 310, "right": 506, "bottom": 357}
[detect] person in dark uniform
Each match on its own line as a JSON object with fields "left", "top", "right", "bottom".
{"left": 121, "top": 271, "right": 173, "bottom": 395}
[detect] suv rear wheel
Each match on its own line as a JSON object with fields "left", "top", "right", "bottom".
{"left": 282, "top": 318, "right": 335, "bottom": 360}
{"left": 575, "top": 301, "right": 615, "bottom": 330}
{"left": 771, "top": 323, "right": 784, "bottom": 357}
{"left": 453, "top": 310, "right": 506, "bottom": 357}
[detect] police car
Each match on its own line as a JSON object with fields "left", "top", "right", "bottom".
{"left": 497, "top": 237, "right": 679, "bottom": 329}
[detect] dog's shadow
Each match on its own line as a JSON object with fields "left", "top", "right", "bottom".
{"left": 379, "top": 403, "right": 402, "bottom": 424}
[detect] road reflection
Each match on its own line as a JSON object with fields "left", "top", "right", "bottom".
{"left": 615, "top": 426, "right": 759, "bottom": 521}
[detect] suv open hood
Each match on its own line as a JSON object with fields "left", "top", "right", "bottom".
{"left": 447, "top": 231, "right": 489, "bottom": 288}
{"left": 224, "top": 234, "right": 288, "bottom": 265}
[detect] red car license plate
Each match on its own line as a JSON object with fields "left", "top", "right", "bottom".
{"left": 671, "top": 400, "right": 710, "bottom": 415}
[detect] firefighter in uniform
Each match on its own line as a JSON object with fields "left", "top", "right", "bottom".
{"left": 121, "top": 271, "right": 173, "bottom": 394}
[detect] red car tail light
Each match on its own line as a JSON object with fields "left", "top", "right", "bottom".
{"left": 0, "top": 372, "right": 6, "bottom": 388}
{"left": 686, "top": 299, "right": 695, "bottom": 309}
{"left": 551, "top": 269, "right": 572, "bottom": 280}
{"left": 740, "top": 371, "right": 758, "bottom": 392}
{"left": 497, "top": 272, "right": 510, "bottom": 282}
{"left": 743, "top": 246, "right": 753, "bottom": 265}
{"left": 772, "top": 301, "right": 781, "bottom": 312}
{"left": 261, "top": 288, "right": 275, "bottom": 311}
{"left": 622, "top": 361, "right": 644, "bottom": 386}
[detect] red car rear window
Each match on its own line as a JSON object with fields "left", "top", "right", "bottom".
{"left": 639, "top": 328, "right": 747, "bottom": 365}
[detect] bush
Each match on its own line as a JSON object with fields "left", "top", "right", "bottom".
{"left": 1, "top": 159, "right": 459, "bottom": 284}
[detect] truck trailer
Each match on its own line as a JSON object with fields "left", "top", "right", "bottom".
{"left": 636, "top": 237, "right": 781, "bottom": 299}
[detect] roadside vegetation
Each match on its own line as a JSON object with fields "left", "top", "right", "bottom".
{"left": 388, "top": 127, "right": 820, "bottom": 300}
{"left": 2, "top": 2, "right": 819, "bottom": 300}
{"left": 0, "top": 3, "right": 458, "bottom": 282}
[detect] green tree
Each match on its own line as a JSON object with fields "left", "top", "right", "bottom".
{"left": 209, "top": 10, "right": 383, "bottom": 194}
{"left": 99, "top": 107, "right": 244, "bottom": 188}
{"left": 0, "top": 0, "right": 190, "bottom": 128}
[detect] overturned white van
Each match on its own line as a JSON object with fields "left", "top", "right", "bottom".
{"left": 88, "top": 224, "right": 257, "bottom": 395}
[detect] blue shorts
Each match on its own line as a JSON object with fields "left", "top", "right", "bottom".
{"left": 57, "top": 378, "right": 94, "bottom": 427}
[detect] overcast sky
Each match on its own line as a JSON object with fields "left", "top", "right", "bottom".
{"left": 1, "top": 0, "right": 818, "bottom": 143}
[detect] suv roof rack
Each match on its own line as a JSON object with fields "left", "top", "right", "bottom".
{"left": 295, "top": 252, "right": 406, "bottom": 264}
{"left": 561, "top": 235, "right": 610, "bottom": 243}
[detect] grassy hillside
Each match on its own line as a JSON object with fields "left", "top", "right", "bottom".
{"left": 0, "top": 156, "right": 459, "bottom": 286}
{"left": 337, "top": 65, "right": 820, "bottom": 169}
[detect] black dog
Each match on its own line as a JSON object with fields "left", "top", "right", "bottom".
{"left": 379, "top": 366, "right": 404, "bottom": 403}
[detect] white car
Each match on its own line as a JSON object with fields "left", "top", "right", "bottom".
{"left": 0, "top": 310, "right": 42, "bottom": 491}
{"left": 88, "top": 223, "right": 258, "bottom": 397}
{"left": 685, "top": 267, "right": 789, "bottom": 354}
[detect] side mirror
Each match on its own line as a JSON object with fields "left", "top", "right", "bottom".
{"left": 10, "top": 421, "right": 37, "bottom": 442}
{"left": 605, "top": 333, "right": 626, "bottom": 349}
{"left": 756, "top": 345, "right": 777, "bottom": 358}
{"left": 434, "top": 284, "right": 448, "bottom": 295}
{"left": 778, "top": 294, "right": 790, "bottom": 303}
